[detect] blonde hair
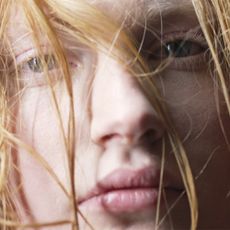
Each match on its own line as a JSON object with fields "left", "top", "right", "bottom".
{"left": 193, "top": 0, "right": 230, "bottom": 143}
{"left": 0, "top": 0, "right": 228, "bottom": 229}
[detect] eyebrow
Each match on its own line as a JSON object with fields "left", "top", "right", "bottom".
{"left": 94, "top": 0, "right": 196, "bottom": 26}
{"left": 148, "top": 2, "right": 197, "bottom": 25}
{"left": 146, "top": 0, "right": 195, "bottom": 17}
{"left": 126, "top": 0, "right": 199, "bottom": 39}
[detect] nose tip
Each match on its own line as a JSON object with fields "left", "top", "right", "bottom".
{"left": 91, "top": 111, "right": 165, "bottom": 147}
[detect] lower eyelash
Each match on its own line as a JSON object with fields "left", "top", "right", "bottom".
{"left": 169, "top": 49, "right": 211, "bottom": 71}
{"left": 147, "top": 51, "right": 210, "bottom": 73}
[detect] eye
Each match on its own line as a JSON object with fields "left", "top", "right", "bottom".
{"left": 154, "top": 40, "right": 207, "bottom": 59}
{"left": 145, "top": 32, "right": 209, "bottom": 72}
{"left": 27, "top": 54, "right": 57, "bottom": 73}
{"left": 16, "top": 53, "right": 61, "bottom": 87}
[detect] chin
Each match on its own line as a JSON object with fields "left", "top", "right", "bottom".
{"left": 78, "top": 209, "right": 174, "bottom": 230}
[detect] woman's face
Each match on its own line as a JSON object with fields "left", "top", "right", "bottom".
{"left": 9, "top": 0, "right": 230, "bottom": 229}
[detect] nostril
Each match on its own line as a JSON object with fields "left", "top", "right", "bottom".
{"left": 141, "top": 129, "right": 156, "bottom": 141}
{"left": 139, "top": 129, "right": 157, "bottom": 144}
{"left": 98, "top": 127, "right": 164, "bottom": 147}
{"left": 100, "top": 134, "right": 116, "bottom": 144}
{"left": 92, "top": 114, "right": 165, "bottom": 147}
{"left": 139, "top": 124, "right": 165, "bottom": 145}
{"left": 99, "top": 133, "right": 125, "bottom": 146}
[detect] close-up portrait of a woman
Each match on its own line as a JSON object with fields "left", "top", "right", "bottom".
{"left": 0, "top": 0, "right": 229, "bottom": 229}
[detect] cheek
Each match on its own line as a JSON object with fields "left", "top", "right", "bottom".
{"left": 16, "top": 88, "right": 69, "bottom": 178}
{"left": 12, "top": 85, "right": 86, "bottom": 221}
{"left": 159, "top": 70, "right": 217, "bottom": 137}
{"left": 159, "top": 70, "right": 230, "bottom": 221}
{"left": 13, "top": 88, "right": 71, "bottom": 215}
{"left": 13, "top": 83, "right": 97, "bottom": 216}
{"left": 158, "top": 69, "right": 230, "bottom": 170}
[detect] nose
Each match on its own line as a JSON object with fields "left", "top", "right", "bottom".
{"left": 91, "top": 54, "right": 165, "bottom": 147}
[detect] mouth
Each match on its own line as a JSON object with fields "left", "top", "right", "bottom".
{"left": 78, "top": 167, "right": 162, "bottom": 213}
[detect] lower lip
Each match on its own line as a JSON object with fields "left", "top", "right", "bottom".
{"left": 79, "top": 188, "right": 158, "bottom": 213}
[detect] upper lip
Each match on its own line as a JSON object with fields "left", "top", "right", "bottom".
{"left": 78, "top": 166, "right": 161, "bottom": 204}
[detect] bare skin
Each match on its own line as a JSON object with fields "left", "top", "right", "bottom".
{"left": 8, "top": 0, "right": 230, "bottom": 229}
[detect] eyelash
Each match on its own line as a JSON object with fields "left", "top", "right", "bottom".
{"left": 26, "top": 55, "right": 57, "bottom": 73}
{"left": 146, "top": 31, "right": 209, "bottom": 71}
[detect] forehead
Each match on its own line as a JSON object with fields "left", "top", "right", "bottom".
{"left": 10, "top": 0, "right": 194, "bottom": 24}
{"left": 10, "top": 0, "right": 195, "bottom": 31}
{"left": 8, "top": 0, "right": 196, "bottom": 55}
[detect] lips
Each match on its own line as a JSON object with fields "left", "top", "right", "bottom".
{"left": 78, "top": 167, "right": 161, "bottom": 213}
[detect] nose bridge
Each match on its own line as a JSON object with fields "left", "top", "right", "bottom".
{"left": 91, "top": 54, "right": 164, "bottom": 146}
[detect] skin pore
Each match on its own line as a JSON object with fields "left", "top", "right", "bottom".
{"left": 8, "top": 0, "right": 230, "bottom": 229}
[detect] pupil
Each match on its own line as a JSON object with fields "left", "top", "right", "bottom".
{"left": 166, "top": 41, "right": 192, "bottom": 58}
{"left": 27, "top": 55, "right": 56, "bottom": 73}
{"left": 28, "top": 57, "right": 43, "bottom": 72}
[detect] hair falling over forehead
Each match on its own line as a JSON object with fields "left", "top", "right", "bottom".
{"left": 0, "top": 0, "right": 228, "bottom": 229}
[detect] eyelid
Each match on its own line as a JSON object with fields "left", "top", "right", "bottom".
{"left": 165, "top": 32, "right": 207, "bottom": 47}
{"left": 15, "top": 46, "right": 52, "bottom": 64}
{"left": 16, "top": 46, "right": 80, "bottom": 69}
{"left": 152, "top": 29, "right": 208, "bottom": 52}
